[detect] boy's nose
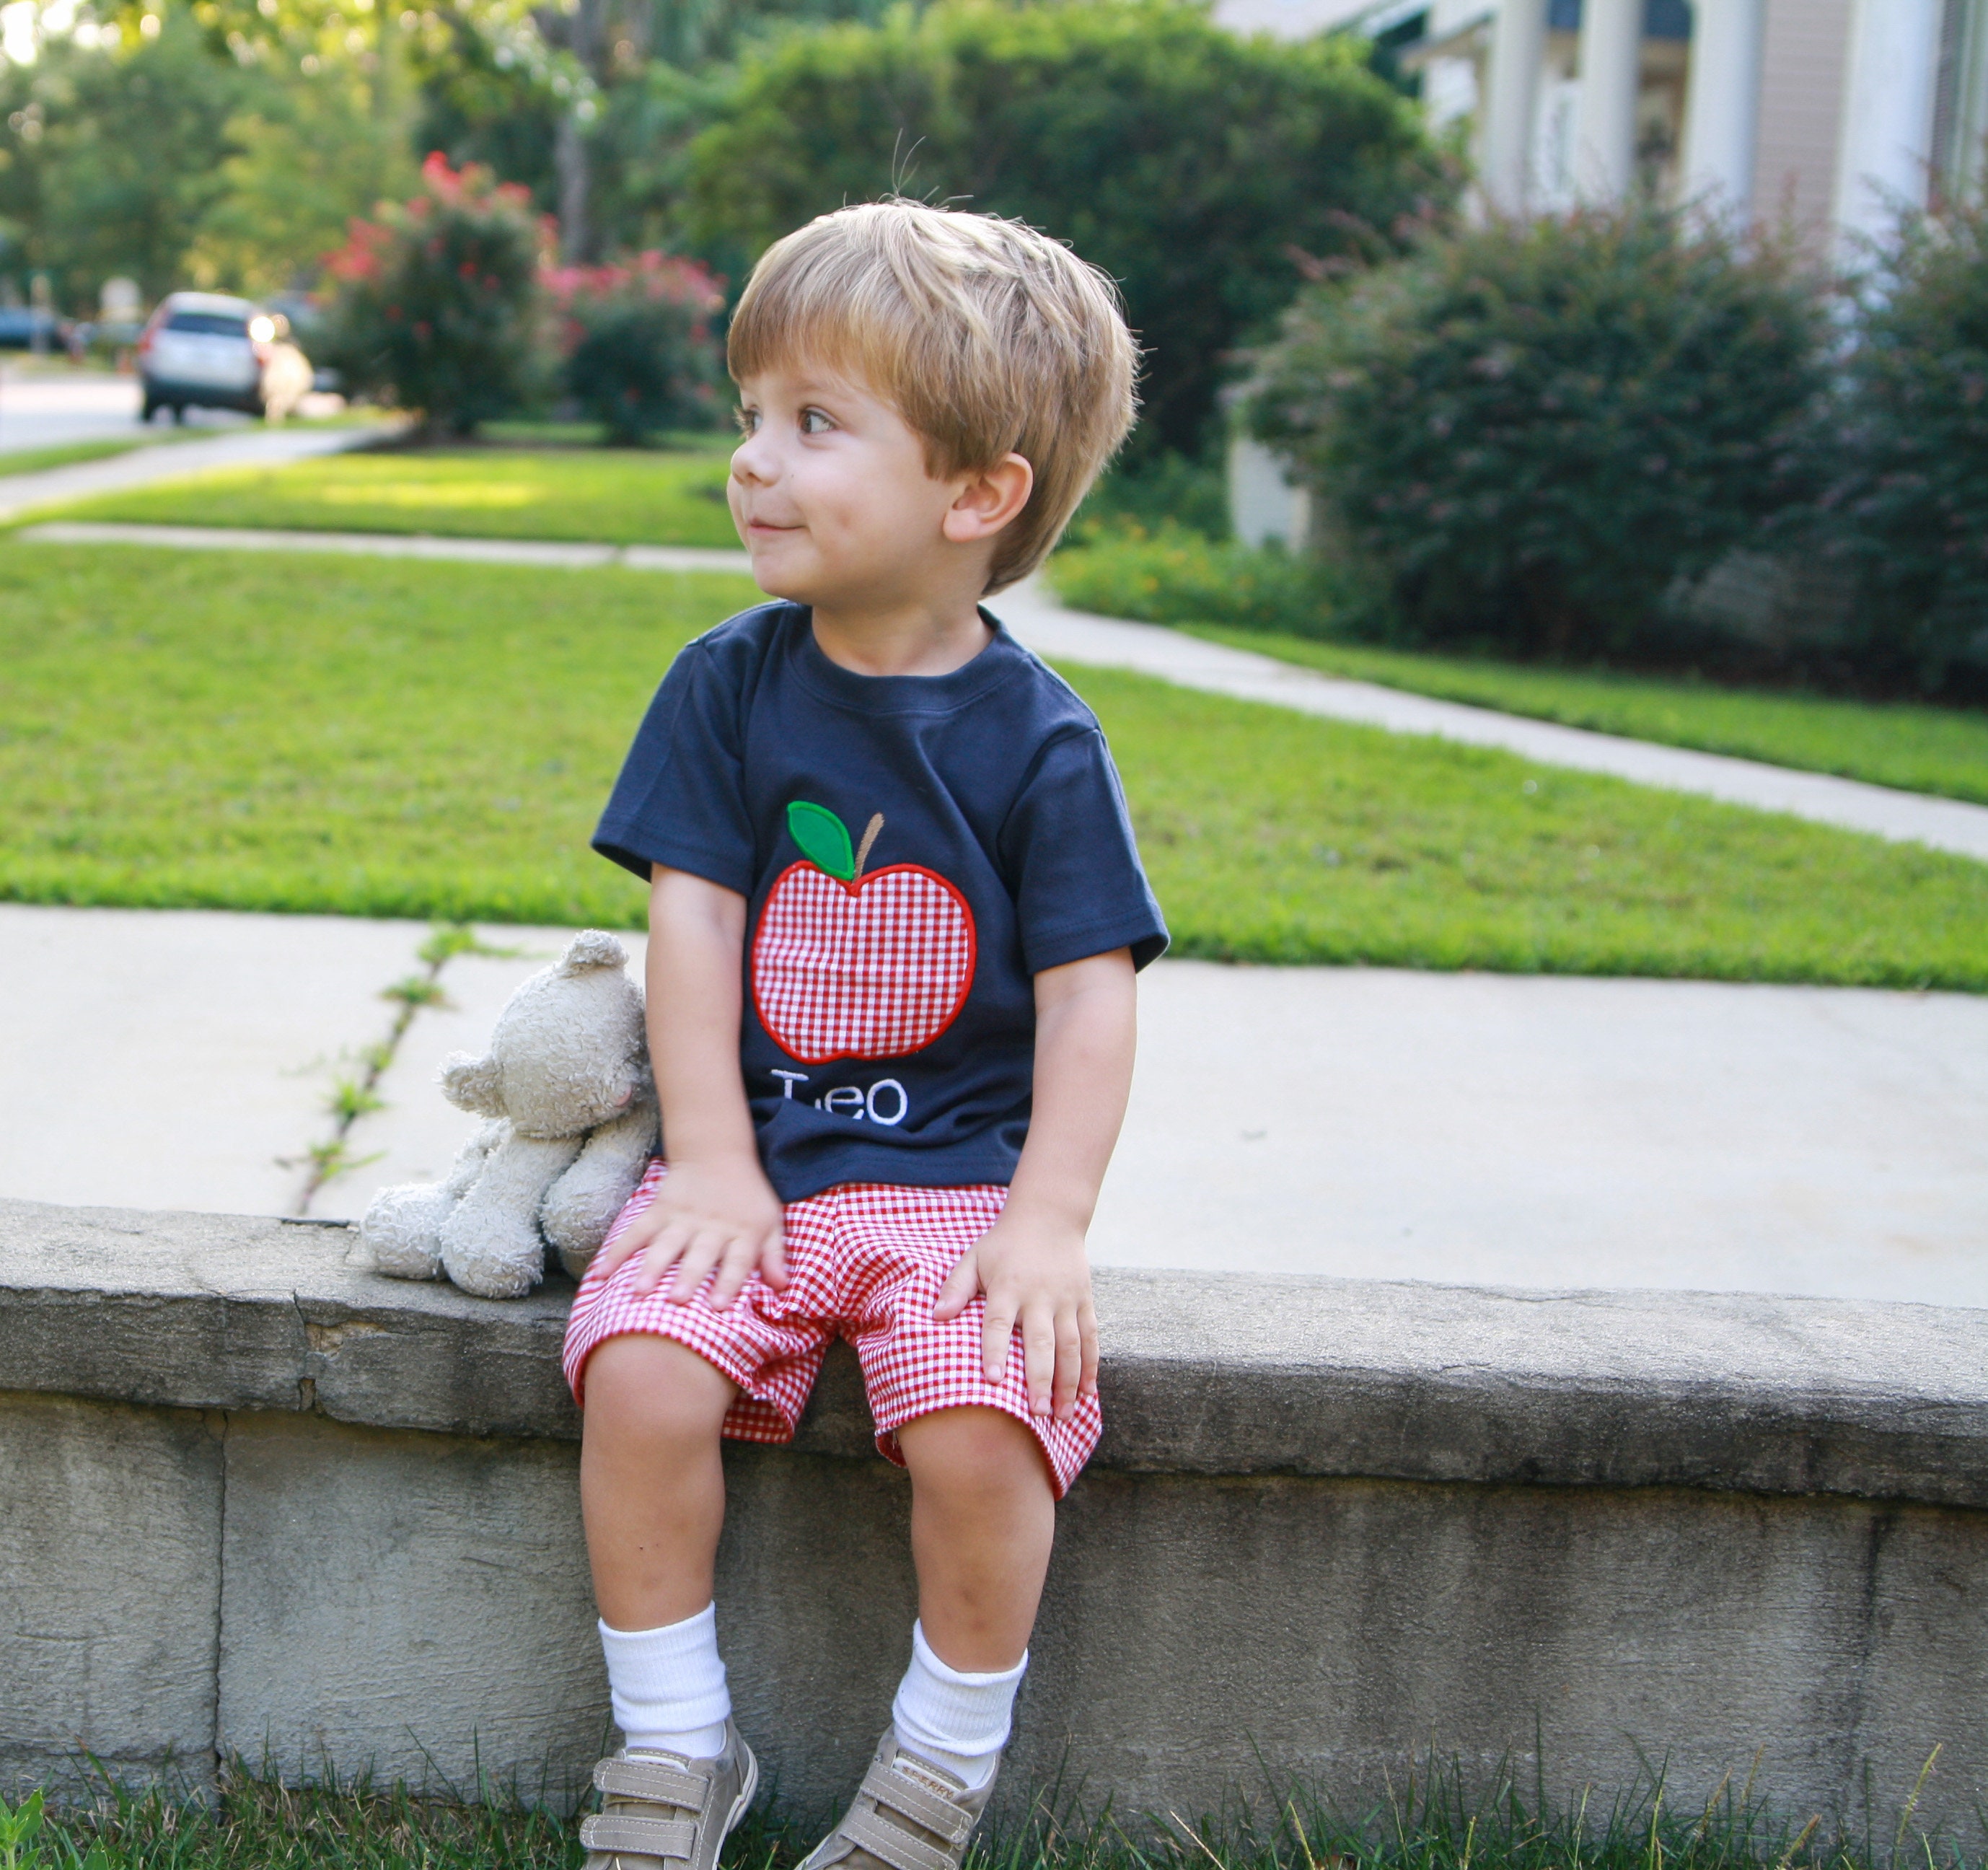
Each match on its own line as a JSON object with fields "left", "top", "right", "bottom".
{"left": 731, "top": 436, "right": 775, "bottom": 486}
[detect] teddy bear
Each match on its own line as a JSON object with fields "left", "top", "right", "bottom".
{"left": 361, "top": 929, "right": 659, "bottom": 1299}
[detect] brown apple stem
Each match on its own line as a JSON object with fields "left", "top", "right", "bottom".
{"left": 853, "top": 812, "right": 885, "bottom": 880}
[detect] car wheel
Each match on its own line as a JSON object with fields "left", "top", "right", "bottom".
{"left": 141, "top": 394, "right": 159, "bottom": 423}
{"left": 171, "top": 404, "right": 187, "bottom": 425}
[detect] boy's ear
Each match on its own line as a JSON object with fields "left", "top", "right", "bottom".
{"left": 943, "top": 452, "right": 1034, "bottom": 544}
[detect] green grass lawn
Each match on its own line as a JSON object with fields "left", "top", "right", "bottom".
{"left": 4, "top": 541, "right": 1982, "bottom": 988}
{"left": 1184, "top": 625, "right": 1988, "bottom": 807}
{"left": 7, "top": 1755, "right": 1944, "bottom": 1870}
{"left": 35, "top": 444, "right": 743, "bottom": 548}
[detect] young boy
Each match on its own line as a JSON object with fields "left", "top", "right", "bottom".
{"left": 562, "top": 200, "right": 1167, "bottom": 1870}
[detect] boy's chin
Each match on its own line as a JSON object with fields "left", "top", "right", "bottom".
{"left": 751, "top": 568, "right": 821, "bottom": 605}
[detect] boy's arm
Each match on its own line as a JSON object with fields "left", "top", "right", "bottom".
{"left": 589, "top": 865, "right": 787, "bottom": 1307}
{"left": 933, "top": 947, "right": 1136, "bottom": 1423}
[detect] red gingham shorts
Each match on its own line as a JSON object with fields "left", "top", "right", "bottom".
{"left": 562, "top": 1162, "right": 1102, "bottom": 1498}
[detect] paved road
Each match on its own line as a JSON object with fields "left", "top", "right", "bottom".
{"left": 18, "top": 519, "right": 1988, "bottom": 862}
{"left": 0, "top": 370, "right": 157, "bottom": 451}
{"left": 1, "top": 901, "right": 1980, "bottom": 1306}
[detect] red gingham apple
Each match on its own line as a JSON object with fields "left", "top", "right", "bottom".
{"left": 752, "top": 801, "right": 977, "bottom": 1064}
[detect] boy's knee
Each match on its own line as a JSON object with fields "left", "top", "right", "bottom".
{"left": 899, "top": 1406, "right": 1051, "bottom": 1496}
{"left": 583, "top": 1333, "right": 735, "bottom": 1446}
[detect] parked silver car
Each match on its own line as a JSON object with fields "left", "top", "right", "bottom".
{"left": 136, "top": 291, "right": 304, "bottom": 423}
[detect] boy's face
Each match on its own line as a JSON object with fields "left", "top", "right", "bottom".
{"left": 729, "top": 363, "right": 1024, "bottom": 617}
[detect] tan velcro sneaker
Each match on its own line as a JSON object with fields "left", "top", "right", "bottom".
{"left": 798, "top": 1727, "right": 998, "bottom": 1870}
{"left": 580, "top": 1726, "right": 759, "bottom": 1870}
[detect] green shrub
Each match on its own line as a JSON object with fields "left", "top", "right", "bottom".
{"left": 1811, "top": 201, "right": 1988, "bottom": 695}
{"left": 1076, "top": 449, "right": 1231, "bottom": 537}
{"left": 547, "top": 251, "right": 727, "bottom": 445}
{"left": 683, "top": 0, "right": 1451, "bottom": 458}
{"left": 322, "top": 152, "right": 547, "bottom": 436}
{"left": 1251, "top": 203, "right": 1827, "bottom": 658}
{"left": 1047, "top": 522, "right": 1349, "bottom": 634}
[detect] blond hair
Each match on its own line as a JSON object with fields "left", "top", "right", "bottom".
{"left": 727, "top": 200, "right": 1138, "bottom": 593}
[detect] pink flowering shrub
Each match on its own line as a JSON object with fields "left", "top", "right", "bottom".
{"left": 545, "top": 251, "right": 726, "bottom": 445}
{"left": 323, "top": 152, "right": 550, "bottom": 435}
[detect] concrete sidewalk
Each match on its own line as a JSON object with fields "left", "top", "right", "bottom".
{"left": 17, "top": 518, "right": 1988, "bottom": 861}
{"left": 3, "top": 902, "right": 1981, "bottom": 1308}
{"left": 0, "top": 420, "right": 395, "bottom": 523}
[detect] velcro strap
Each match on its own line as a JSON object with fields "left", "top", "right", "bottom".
{"left": 840, "top": 1807, "right": 958, "bottom": 1870}
{"left": 579, "top": 1814, "right": 698, "bottom": 1860}
{"left": 861, "top": 1764, "right": 972, "bottom": 1844}
{"left": 595, "top": 1757, "right": 708, "bottom": 1807}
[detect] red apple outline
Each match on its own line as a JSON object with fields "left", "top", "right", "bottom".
{"left": 751, "top": 845, "right": 978, "bottom": 1066}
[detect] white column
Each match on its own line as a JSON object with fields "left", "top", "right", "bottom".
{"left": 1571, "top": 0, "right": 1643, "bottom": 201}
{"left": 1833, "top": 0, "right": 1943, "bottom": 257}
{"left": 1482, "top": 0, "right": 1549, "bottom": 214}
{"left": 1679, "top": 0, "right": 1766, "bottom": 217}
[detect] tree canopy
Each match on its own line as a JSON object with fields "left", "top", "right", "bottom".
{"left": 684, "top": 0, "right": 1449, "bottom": 457}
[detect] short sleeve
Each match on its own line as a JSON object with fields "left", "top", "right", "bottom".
{"left": 1000, "top": 728, "right": 1169, "bottom": 975}
{"left": 592, "top": 639, "right": 756, "bottom": 895}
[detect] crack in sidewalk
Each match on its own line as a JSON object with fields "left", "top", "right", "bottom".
{"left": 283, "top": 924, "right": 519, "bottom": 1216}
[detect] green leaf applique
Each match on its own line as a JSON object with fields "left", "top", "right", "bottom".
{"left": 786, "top": 800, "right": 856, "bottom": 881}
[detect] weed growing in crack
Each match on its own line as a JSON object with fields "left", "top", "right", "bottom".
{"left": 286, "top": 922, "right": 523, "bottom": 1213}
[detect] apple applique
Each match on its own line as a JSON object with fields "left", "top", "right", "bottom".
{"left": 752, "top": 800, "right": 977, "bottom": 1065}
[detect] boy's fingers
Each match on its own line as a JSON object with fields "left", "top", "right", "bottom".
{"left": 981, "top": 1291, "right": 1017, "bottom": 1381}
{"left": 758, "top": 1225, "right": 791, "bottom": 1291}
{"left": 704, "top": 1235, "right": 759, "bottom": 1311}
{"left": 597, "top": 1208, "right": 663, "bottom": 1278}
{"left": 667, "top": 1226, "right": 727, "bottom": 1302}
{"left": 631, "top": 1223, "right": 690, "bottom": 1294}
{"left": 1052, "top": 1309, "right": 1083, "bottom": 1421}
{"left": 933, "top": 1247, "right": 980, "bottom": 1322}
{"left": 1078, "top": 1296, "right": 1100, "bottom": 1399}
{"left": 1021, "top": 1301, "right": 1057, "bottom": 1415}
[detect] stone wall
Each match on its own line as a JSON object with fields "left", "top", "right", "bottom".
{"left": 4, "top": 1198, "right": 1986, "bottom": 1842}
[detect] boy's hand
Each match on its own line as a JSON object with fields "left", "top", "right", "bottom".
{"left": 591, "top": 1155, "right": 787, "bottom": 1310}
{"left": 933, "top": 1206, "right": 1099, "bottom": 1423}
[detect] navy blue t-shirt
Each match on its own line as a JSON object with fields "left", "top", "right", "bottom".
{"left": 594, "top": 602, "right": 1168, "bottom": 1202}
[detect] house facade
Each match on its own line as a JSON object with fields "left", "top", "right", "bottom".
{"left": 1364, "top": 0, "right": 1987, "bottom": 252}
{"left": 1217, "top": 0, "right": 1988, "bottom": 543}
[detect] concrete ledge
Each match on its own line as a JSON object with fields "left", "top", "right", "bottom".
{"left": 6, "top": 1198, "right": 1988, "bottom": 1842}
{"left": 4, "top": 1198, "right": 1986, "bottom": 1504}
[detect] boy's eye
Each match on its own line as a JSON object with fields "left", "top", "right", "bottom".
{"left": 800, "top": 408, "right": 835, "bottom": 435}
{"left": 734, "top": 407, "right": 759, "bottom": 434}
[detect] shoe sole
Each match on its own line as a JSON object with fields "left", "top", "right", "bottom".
{"left": 721, "top": 1748, "right": 760, "bottom": 1848}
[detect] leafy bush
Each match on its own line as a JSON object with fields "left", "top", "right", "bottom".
{"left": 1076, "top": 450, "right": 1231, "bottom": 538}
{"left": 547, "top": 250, "right": 727, "bottom": 444}
{"left": 1809, "top": 202, "right": 1988, "bottom": 695}
{"left": 1047, "top": 522, "right": 1350, "bottom": 635}
{"left": 684, "top": 0, "right": 1450, "bottom": 459}
{"left": 322, "top": 152, "right": 548, "bottom": 436}
{"left": 1251, "top": 203, "right": 1828, "bottom": 658}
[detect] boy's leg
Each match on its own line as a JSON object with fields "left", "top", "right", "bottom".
{"left": 897, "top": 1405, "right": 1055, "bottom": 1669}
{"left": 583, "top": 1333, "right": 738, "bottom": 1627}
{"left": 890, "top": 1406, "right": 1054, "bottom": 1788}
{"left": 793, "top": 1405, "right": 1050, "bottom": 1870}
{"left": 581, "top": 1334, "right": 739, "bottom": 1759}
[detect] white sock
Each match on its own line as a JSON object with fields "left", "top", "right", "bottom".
{"left": 889, "top": 1620, "right": 1025, "bottom": 1791}
{"left": 599, "top": 1604, "right": 731, "bottom": 1760}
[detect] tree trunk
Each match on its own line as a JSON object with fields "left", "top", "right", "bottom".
{"left": 555, "top": 0, "right": 605, "bottom": 263}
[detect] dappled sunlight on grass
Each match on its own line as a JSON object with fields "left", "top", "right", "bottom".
{"left": 36, "top": 446, "right": 742, "bottom": 548}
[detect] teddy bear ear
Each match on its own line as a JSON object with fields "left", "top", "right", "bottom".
{"left": 558, "top": 930, "right": 628, "bottom": 976}
{"left": 441, "top": 1051, "right": 506, "bottom": 1116}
